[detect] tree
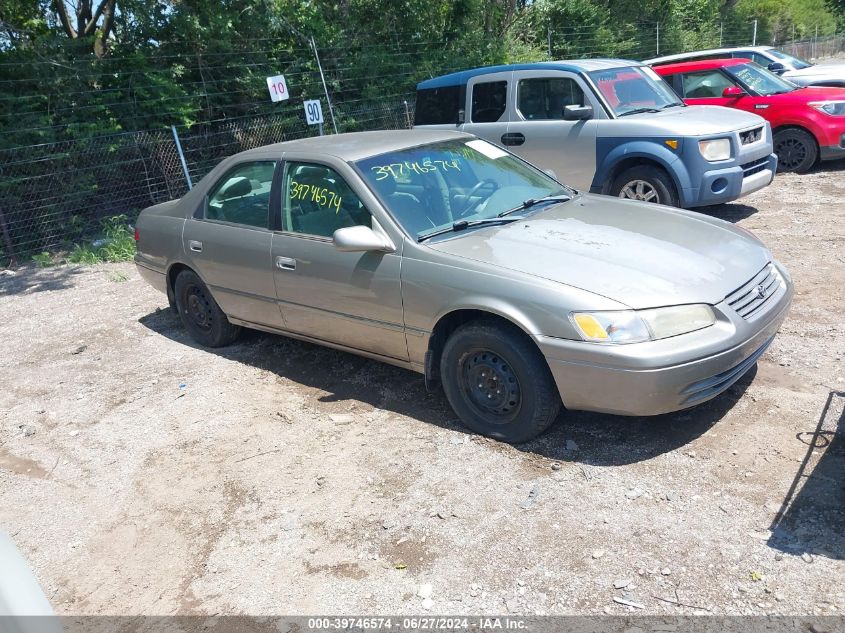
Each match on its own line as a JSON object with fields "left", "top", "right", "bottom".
{"left": 50, "top": 0, "right": 117, "bottom": 56}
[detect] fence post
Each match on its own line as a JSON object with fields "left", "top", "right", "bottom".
{"left": 720, "top": 22, "right": 723, "bottom": 47}
{"left": 0, "top": 206, "right": 18, "bottom": 268}
{"left": 311, "top": 36, "right": 339, "bottom": 135}
{"left": 752, "top": 20, "right": 758, "bottom": 46}
{"left": 403, "top": 100, "right": 412, "bottom": 129}
{"left": 656, "top": 22, "right": 660, "bottom": 56}
{"left": 171, "top": 125, "right": 193, "bottom": 191}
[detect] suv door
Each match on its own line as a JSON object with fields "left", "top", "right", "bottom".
{"left": 182, "top": 160, "right": 284, "bottom": 329}
{"left": 461, "top": 72, "right": 513, "bottom": 150}
{"left": 270, "top": 159, "right": 407, "bottom": 361}
{"left": 506, "top": 70, "right": 599, "bottom": 189}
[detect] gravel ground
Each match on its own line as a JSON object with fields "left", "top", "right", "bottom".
{"left": 1, "top": 163, "right": 844, "bottom": 617}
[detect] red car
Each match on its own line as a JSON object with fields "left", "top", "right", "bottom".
{"left": 653, "top": 58, "right": 845, "bottom": 173}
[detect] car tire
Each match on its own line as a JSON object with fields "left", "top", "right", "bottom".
{"left": 174, "top": 269, "right": 241, "bottom": 347}
{"left": 609, "top": 165, "right": 678, "bottom": 207}
{"left": 774, "top": 128, "right": 818, "bottom": 173}
{"left": 440, "top": 320, "right": 562, "bottom": 443}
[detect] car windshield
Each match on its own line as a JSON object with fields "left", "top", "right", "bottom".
{"left": 767, "top": 48, "right": 813, "bottom": 70}
{"left": 355, "top": 139, "right": 570, "bottom": 240}
{"left": 588, "top": 65, "right": 683, "bottom": 116}
{"left": 727, "top": 62, "right": 797, "bottom": 95}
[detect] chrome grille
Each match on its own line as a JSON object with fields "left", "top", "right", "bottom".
{"left": 725, "top": 263, "right": 781, "bottom": 320}
{"left": 740, "top": 126, "right": 764, "bottom": 145}
{"left": 741, "top": 157, "right": 770, "bottom": 177}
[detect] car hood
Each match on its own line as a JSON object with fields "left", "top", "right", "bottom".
{"left": 624, "top": 104, "right": 764, "bottom": 135}
{"left": 785, "top": 63, "right": 845, "bottom": 81}
{"left": 428, "top": 194, "right": 771, "bottom": 309}
{"left": 782, "top": 85, "right": 845, "bottom": 103}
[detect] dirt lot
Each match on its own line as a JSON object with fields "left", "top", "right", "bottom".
{"left": 1, "top": 164, "right": 844, "bottom": 617}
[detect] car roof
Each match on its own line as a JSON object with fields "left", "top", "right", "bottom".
{"left": 652, "top": 58, "right": 750, "bottom": 73}
{"left": 229, "top": 129, "right": 473, "bottom": 163}
{"left": 417, "top": 59, "right": 640, "bottom": 89}
{"left": 644, "top": 46, "right": 774, "bottom": 65}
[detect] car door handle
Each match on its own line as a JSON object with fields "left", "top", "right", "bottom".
{"left": 275, "top": 256, "right": 296, "bottom": 271}
{"left": 501, "top": 132, "right": 525, "bottom": 146}
{"left": 189, "top": 240, "right": 203, "bottom": 253}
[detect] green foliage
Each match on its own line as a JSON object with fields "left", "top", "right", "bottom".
{"left": 31, "top": 251, "right": 54, "bottom": 267}
{"left": 66, "top": 214, "right": 136, "bottom": 264}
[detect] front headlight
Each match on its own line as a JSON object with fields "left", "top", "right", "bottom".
{"left": 809, "top": 100, "right": 845, "bottom": 116}
{"left": 698, "top": 138, "right": 732, "bottom": 161}
{"left": 571, "top": 305, "right": 715, "bottom": 344}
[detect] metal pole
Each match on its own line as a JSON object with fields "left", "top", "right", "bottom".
{"left": 311, "top": 36, "right": 338, "bottom": 135}
{"left": 171, "top": 125, "right": 192, "bottom": 191}
{"left": 0, "top": 206, "right": 18, "bottom": 268}
{"left": 548, "top": 26, "right": 552, "bottom": 58}
{"left": 656, "top": 22, "right": 660, "bottom": 56}
{"left": 720, "top": 22, "right": 723, "bottom": 47}
{"left": 752, "top": 20, "right": 758, "bottom": 46}
{"left": 403, "top": 100, "right": 412, "bottom": 129}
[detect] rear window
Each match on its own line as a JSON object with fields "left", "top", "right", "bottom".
{"left": 415, "top": 86, "right": 462, "bottom": 125}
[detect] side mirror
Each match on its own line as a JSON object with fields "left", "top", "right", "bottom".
{"left": 767, "top": 62, "right": 786, "bottom": 74}
{"left": 457, "top": 109, "right": 465, "bottom": 125}
{"left": 333, "top": 225, "right": 394, "bottom": 253}
{"left": 563, "top": 104, "right": 593, "bottom": 121}
{"left": 722, "top": 86, "right": 745, "bottom": 98}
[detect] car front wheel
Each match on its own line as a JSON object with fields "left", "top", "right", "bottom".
{"left": 440, "top": 320, "right": 562, "bottom": 443}
{"left": 174, "top": 269, "right": 241, "bottom": 347}
{"left": 774, "top": 128, "right": 818, "bottom": 173}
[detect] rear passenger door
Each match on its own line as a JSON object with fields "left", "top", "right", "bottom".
{"left": 461, "top": 72, "right": 513, "bottom": 151}
{"left": 506, "top": 70, "right": 599, "bottom": 189}
{"left": 182, "top": 160, "right": 284, "bottom": 330}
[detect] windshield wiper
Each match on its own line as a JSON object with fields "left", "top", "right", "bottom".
{"left": 619, "top": 107, "right": 662, "bottom": 117}
{"left": 661, "top": 102, "right": 685, "bottom": 109}
{"left": 497, "top": 194, "right": 571, "bottom": 217}
{"left": 418, "top": 216, "right": 525, "bottom": 243}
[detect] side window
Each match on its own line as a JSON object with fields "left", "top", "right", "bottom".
{"left": 517, "top": 77, "right": 585, "bottom": 120}
{"left": 734, "top": 51, "right": 769, "bottom": 66}
{"left": 206, "top": 161, "right": 275, "bottom": 228}
{"left": 680, "top": 70, "right": 736, "bottom": 98}
{"left": 471, "top": 81, "right": 507, "bottom": 123}
{"left": 415, "top": 86, "right": 462, "bottom": 125}
{"left": 282, "top": 163, "right": 371, "bottom": 238}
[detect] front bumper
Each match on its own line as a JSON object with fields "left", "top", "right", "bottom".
{"left": 820, "top": 143, "right": 845, "bottom": 162}
{"left": 536, "top": 262, "right": 793, "bottom": 416}
{"left": 684, "top": 153, "right": 777, "bottom": 207}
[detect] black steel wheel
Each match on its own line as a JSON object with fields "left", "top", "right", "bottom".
{"left": 174, "top": 269, "right": 240, "bottom": 347}
{"left": 441, "top": 320, "right": 562, "bottom": 443}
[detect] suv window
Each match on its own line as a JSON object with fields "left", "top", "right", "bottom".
{"left": 282, "top": 163, "right": 371, "bottom": 238}
{"left": 471, "top": 81, "right": 507, "bottom": 123}
{"left": 517, "top": 78, "right": 585, "bottom": 120}
{"left": 415, "top": 85, "right": 462, "bottom": 125}
{"left": 679, "top": 70, "right": 736, "bottom": 98}
{"left": 206, "top": 161, "right": 275, "bottom": 228}
{"left": 733, "top": 51, "right": 771, "bottom": 66}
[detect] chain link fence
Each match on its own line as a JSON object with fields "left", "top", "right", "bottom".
{"left": 0, "top": 98, "right": 414, "bottom": 267}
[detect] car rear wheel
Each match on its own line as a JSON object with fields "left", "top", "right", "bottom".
{"left": 174, "top": 269, "right": 240, "bottom": 347}
{"left": 440, "top": 320, "right": 562, "bottom": 443}
{"left": 774, "top": 128, "right": 818, "bottom": 173}
{"left": 609, "top": 165, "right": 678, "bottom": 207}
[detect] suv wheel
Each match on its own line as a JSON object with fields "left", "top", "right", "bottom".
{"left": 610, "top": 165, "right": 678, "bottom": 207}
{"left": 440, "top": 320, "right": 562, "bottom": 443}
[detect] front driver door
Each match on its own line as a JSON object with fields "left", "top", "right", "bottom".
{"left": 270, "top": 159, "right": 408, "bottom": 362}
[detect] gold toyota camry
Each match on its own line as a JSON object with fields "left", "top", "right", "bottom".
{"left": 135, "top": 129, "right": 793, "bottom": 443}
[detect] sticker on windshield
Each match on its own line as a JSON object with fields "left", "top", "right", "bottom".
{"left": 465, "top": 139, "right": 508, "bottom": 159}
{"left": 370, "top": 159, "right": 461, "bottom": 181}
